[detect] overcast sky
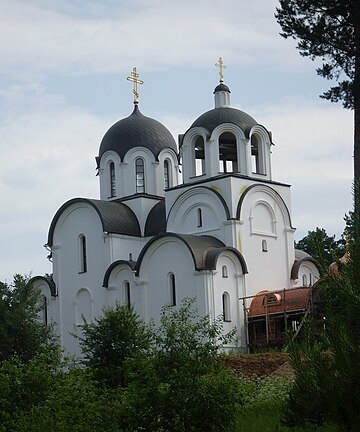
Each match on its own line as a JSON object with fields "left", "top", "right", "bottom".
{"left": 0, "top": 0, "right": 354, "bottom": 283}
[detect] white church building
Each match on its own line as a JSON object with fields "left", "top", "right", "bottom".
{"left": 33, "top": 63, "right": 319, "bottom": 354}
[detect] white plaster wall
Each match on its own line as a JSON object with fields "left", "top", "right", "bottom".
{"left": 107, "top": 235, "right": 147, "bottom": 265}
{"left": 292, "top": 261, "right": 320, "bottom": 288}
{"left": 98, "top": 151, "right": 122, "bottom": 200}
{"left": 136, "top": 237, "right": 208, "bottom": 324}
{"left": 237, "top": 186, "right": 294, "bottom": 298}
{"left": 210, "top": 252, "right": 246, "bottom": 349}
{"left": 167, "top": 187, "right": 227, "bottom": 240}
{"left": 51, "top": 204, "right": 108, "bottom": 355}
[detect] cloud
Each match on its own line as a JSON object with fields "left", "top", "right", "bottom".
{"left": 251, "top": 98, "right": 354, "bottom": 238}
{"left": 0, "top": 0, "right": 308, "bottom": 78}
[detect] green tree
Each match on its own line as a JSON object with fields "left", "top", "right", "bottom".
{"left": 78, "top": 302, "right": 152, "bottom": 388}
{"left": 0, "top": 346, "right": 62, "bottom": 432}
{"left": 124, "top": 298, "right": 243, "bottom": 432}
{"left": 284, "top": 194, "right": 360, "bottom": 429}
{"left": 0, "top": 274, "right": 56, "bottom": 362}
{"left": 275, "top": 0, "right": 360, "bottom": 182}
{"left": 295, "top": 227, "right": 344, "bottom": 268}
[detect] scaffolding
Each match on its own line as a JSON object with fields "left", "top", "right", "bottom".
{"left": 240, "top": 284, "right": 322, "bottom": 352}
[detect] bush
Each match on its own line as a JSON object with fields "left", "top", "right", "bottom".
{"left": 78, "top": 302, "right": 152, "bottom": 388}
{"left": 123, "top": 298, "right": 243, "bottom": 432}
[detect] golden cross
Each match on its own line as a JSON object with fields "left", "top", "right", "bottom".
{"left": 127, "top": 67, "right": 144, "bottom": 104}
{"left": 215, "top": 57, "right": 226, "bottom": 83}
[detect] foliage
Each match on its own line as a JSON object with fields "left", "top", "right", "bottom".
{"left": 77, "top": 302, "right": 152, "bottom": 388}
{"left": 123, "top": 298, "right": 243, "bottom": 432}
{"left": 15, "top": 369, "right": 123, "bottom": 432}
{"left": 284, "top": 188, "right": 360, "bottom": 430}
{"left": 295, "top": 227, "right": 344, "bottom": 268}
{"left": 0, "top": 346, "right": 62, "bottom": 432}
{"left": 275, "top": 0, "right": 356, "bottom": 109}
{"left": 0, "top": 274, "right": 57, "bottom": 362}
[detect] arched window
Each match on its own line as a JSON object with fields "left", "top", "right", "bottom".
{"left": 124, "top": 281, "right": 131, "bottom": 309}
{"left": 109, "top": 161, "right": 116, "bottom": 197}
{"left": 262, "top": 239, "right": 268, "bottom": 252}
{"left": 164, "top": 159, "right": 170, "bottom": 189}
{"left": 222, "top": 265, "right": 228, "bottom": 278}
{"left": 251, "top": 135, "right": 265, "bottom": 174}
{"left": 194, "top": 136, "right": 205, "bottom": 176}
{"left": 222, "top": 292, "right": 231, "bottom": 322}
{"left": 42, "top": 295, "right": 48, "bottom": 325}
{"left": 197, "top": 208, "right": 202, "bottom": 227}
{"left": 302, "top": 274, "right": 308, "bottom": 286}
{"left": 79, "top": 234, "right": 87, "bottom": 273}
{"left": 135, "top": 158, "right": 145, "bottom": 193}
{"left": 169, "top": 273, "right": 176, "bottom": 306}
{"left": 219, "top": 132, "right": 238, "bottom": 173}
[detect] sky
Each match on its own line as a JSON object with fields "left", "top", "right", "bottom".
{"left": 0, "top": 0, "right": 354, "bottom": 283}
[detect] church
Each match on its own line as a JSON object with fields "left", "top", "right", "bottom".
{"left": 32, "top": 60, "right": 320, "bottom": 354}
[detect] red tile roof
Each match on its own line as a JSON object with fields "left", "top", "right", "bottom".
{"left": 248, "top": 287, "right": 311, "bottom": 317}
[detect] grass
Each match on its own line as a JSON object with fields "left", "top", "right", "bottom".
{"left": 233, "top": 376, "right": 341, "bottom": 432}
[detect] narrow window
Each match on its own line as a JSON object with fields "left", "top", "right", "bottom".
{"left": 109, "top": 161, "right": 116, "bottom": 197}
{"left": 222, "top": 265, "right": 228, "bottom": 278}
{"left": 164, "top": 159, "right": 170, "bottom": 189}
{"left": 135, "top": 158, "right": 145, "bottom": 193}
{"left": 42, "top": 295, "right": 48, "bottom": 325}
{"left": 124, "top": 281, "right": 131, "bottom": 309}
{"left": 169, "top": 273, "right": 176, "bottom": 306}
{"left": 194, "top": 136, "right": 205, "bottom": 176}
{"left": 79, "top": 235, "right": 87, "bottom": 273}
{"left": 251, "top": 135, "right": 265, "bottom": 174}
{"left": 197, "top": 208, "right": 202, "bottom": 227}
{"left": 302, "top": 274, "right": 308, "bottom": 286}
{"left": 262, "top": 239, "right": 268, "bottom": 252}
{"left": 219, "top": 132, "right": 238, "bottom": 173}
{"left": 222, "top": 292, "right": 231, "bottom": 322}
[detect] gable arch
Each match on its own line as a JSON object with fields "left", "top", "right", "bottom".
{"left": 103, "top": 260, "right": 137, "bottom": 288}
{"left": 47, "top": 198, "right": 141, "bottom": 247}
{"left": 167, "top": 186, "right": 230, "bottom": 234}
{"left": 135, "top": 233, "right": 226, "bottom": 277}
{"left": 236, "top": 184, "right": 293, "bottom": 229}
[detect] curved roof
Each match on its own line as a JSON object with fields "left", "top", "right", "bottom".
{"left": 98, "top": 105, "right": 177, "bottom": 162}
{"left": 248, "top": 288, "right": 311, "bottom": 317}
{"left": 144, "top": 200, "right": 166, "bottom": 236}
{"left": 30, "top": 275, "right": 57, "bottom": 297}
{"left": 103, "top": 259, "right": 137, "bottom": 288}
{"left": 214, "top": 83, "right": 230, "bottom": 93}
{"left": 47, "top": 198, "right": 141, "bottom": 247}
{"left": 190, "top": 107, "right": 258, "bottom": 137}
{"left": 135, "top": 233, "right": 247, "bottom": 276}
{"left": 291, "top": 249, "right": 319, "bottom": 280}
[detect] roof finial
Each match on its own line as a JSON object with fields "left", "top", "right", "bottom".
{"left": 127, "top": 67, "right": 144, "bottom": 104}
{"left": 215, "top": 57, "right": 226, "bottom": 83}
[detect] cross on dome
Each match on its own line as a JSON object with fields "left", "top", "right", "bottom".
{"left": 215, "top": 57, "right": 226, "bottom": 83}
{"left": 127, "top": 67, "right": 144, "bottom": 104}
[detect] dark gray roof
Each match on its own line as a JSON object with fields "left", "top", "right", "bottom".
{"left": 47, "top": 198, "right": 141, "bottom": 247}
{"left": 98, "top": 105, "right": 177, "bottom": 162}
{"left": 144, "top": 200, "right": 166, "bottom": 236}
{"left": 214, "top": 83, "right": 230, "bottom": 93}
{"left": 291, "top": 248, "right": 319, "bottom": 280}
{"left": 135, "top": 233, "right": 247, "bottom": 275}
{"left": 103, "top": 259, "right": 137, "bottom": 288}
{"left": 190, "top": 107, "right": 258, "bottom": 137}
{"left": 30, "top": 275, "right": 57, "bottom": 297}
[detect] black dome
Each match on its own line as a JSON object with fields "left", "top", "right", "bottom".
{"left": 214, "top": 83, "right": 231, "bottom": 93}
{"left": 190, "top": 107, "right": 258, "bottom": 137}
{"left": 99, "top": 105, "right": 177, "bottom": 161}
